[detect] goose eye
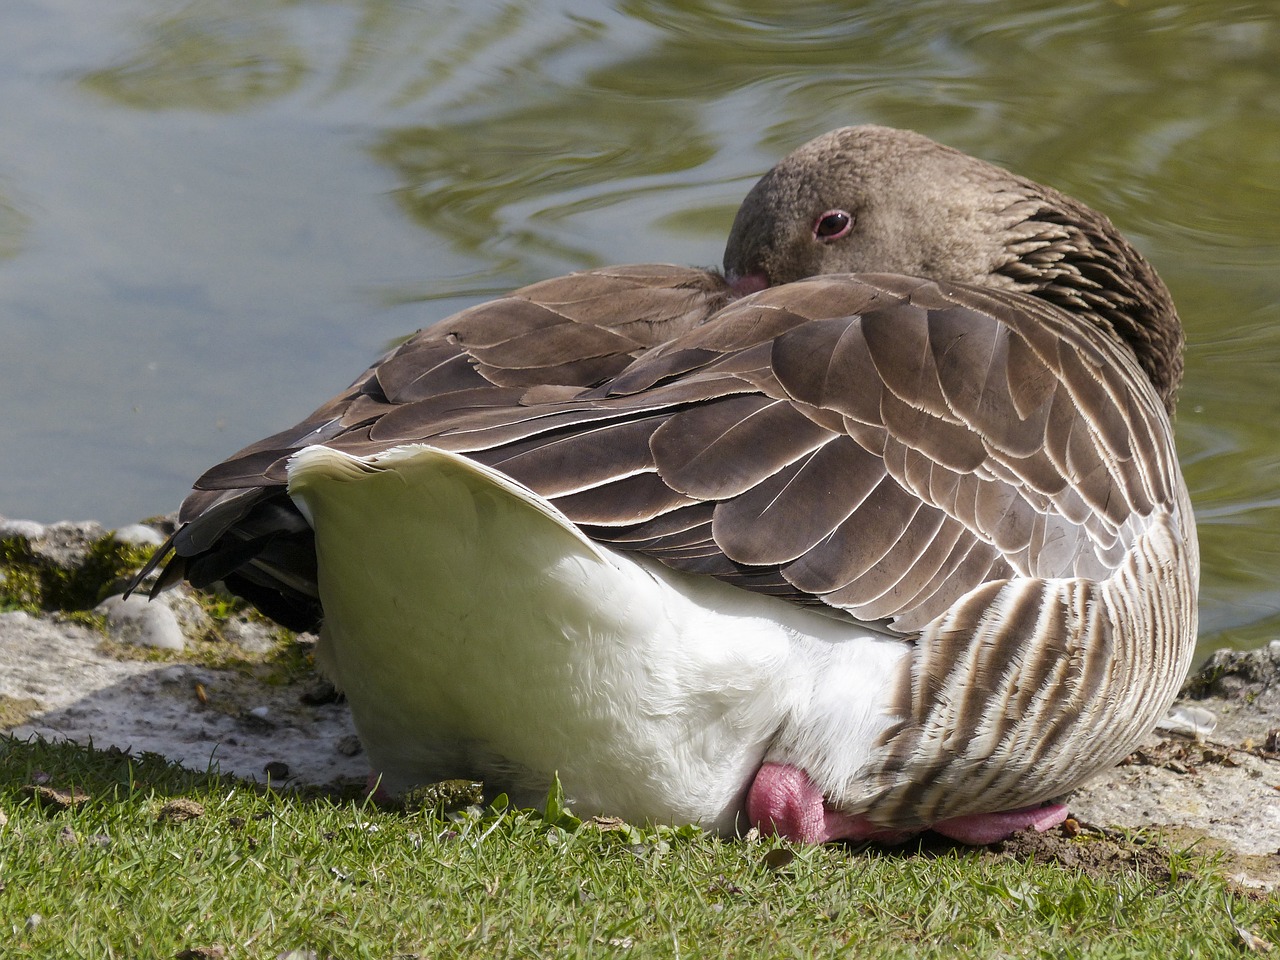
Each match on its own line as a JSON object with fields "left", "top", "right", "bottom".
{"left": 813, "top": 210, "right": 852, "bottom": 242}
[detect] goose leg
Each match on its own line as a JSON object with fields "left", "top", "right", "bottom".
{"left": 747, "top": 763, "right": 914, "bottom": 844}
{"left": 365, "top": 771, "right": 392, "bottom": 803}
{"left": 929, "top": 804, "right": 1069, "bottom": 845}
{"left": 747, "top": 762, "right": 1068, "bottom": 845}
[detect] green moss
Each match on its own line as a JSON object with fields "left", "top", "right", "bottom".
{"left": 0, "top": 534, "right": 155, "bottom": 613}
{"left": 56, "top": 610, "right": 109, "bottom": 634}
{"left": 254, "top": 633, "right": 313, "bottom": 684}
{"left": 181, "top": 588, "right": 308, "bottom": 675}
{"left": 0, "top": 529, "right": 319, "bottom": 685}
{"left": 193, "top": 591, "right": 243, "bottom": 624}
{"left": 0, "top": 537, "right": 46, "bottom": 610}
{"left": 1182, "top": 659, "right": 1229, "bottom": 699}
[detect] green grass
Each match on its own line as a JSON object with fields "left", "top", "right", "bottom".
{"left": 1, "top": 737, "right": 1275, "bottom": 959}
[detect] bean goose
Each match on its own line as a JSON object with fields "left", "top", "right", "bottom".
{"left": 140, "top": 125, "right": 1199, "bottom": 844}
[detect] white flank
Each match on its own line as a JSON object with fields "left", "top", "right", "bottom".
{"left": 286, "top": 443, "right": 906, "bottom": 832}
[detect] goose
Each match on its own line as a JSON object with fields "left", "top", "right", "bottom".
{"left": 139, "top": 125, "right": 1198, "bottom": 845}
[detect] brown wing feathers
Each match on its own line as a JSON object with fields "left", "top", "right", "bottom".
{"left": 162, "top": 265, "right": 1171, "bottom": 640}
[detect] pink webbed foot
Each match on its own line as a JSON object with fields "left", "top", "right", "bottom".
{"left": 746, "top": 763, "right": 915, "bottom": 845}
{"left": 365, "top": 771, "right": 394, "bottom": 803}
{"left": 929, "top": 803, "right": 1069, "bottom": 845}
{"left": 747, "top": 762, "right": 1069, "bottom": 846}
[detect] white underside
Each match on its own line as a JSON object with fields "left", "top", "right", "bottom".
{"left": 286, "top": 443, "right": 908, "bottom": 833}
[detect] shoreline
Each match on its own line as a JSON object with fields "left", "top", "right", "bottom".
{"left": 3, "top": 515, "right": 1278, "bottom": 885}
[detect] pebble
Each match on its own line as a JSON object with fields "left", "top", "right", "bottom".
{"left": 336, "top": 734, "right": 363, "bottom": 757}
{"left": 96, "top": 592, "right": 186, "bottom": 651}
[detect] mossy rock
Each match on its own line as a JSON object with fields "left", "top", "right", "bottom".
{"left": 1182, "top": 642, "right": 1280, "bottom": 700}
{"left": 1, "top": 530, "right": 155, "bottom": 613}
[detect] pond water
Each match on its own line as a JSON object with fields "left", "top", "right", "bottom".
{"left": 2, "top": 0, "right": 1277, "bottom": 659}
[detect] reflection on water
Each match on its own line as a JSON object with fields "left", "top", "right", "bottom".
{"left": 0, "top": 188, "right": 28, "bottom": 260}
{"left": 371, "top": 99, "right": 719, "bottom": 293}
{"left": 80, "top": 0, "right": 307, "bottom": 111}
{"left": 1, "top": 0, "right": 1277, "bottom": 658}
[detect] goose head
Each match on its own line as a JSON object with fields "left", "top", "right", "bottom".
{"left": 722, "top": 125, "right": 1185, "bottom": 412}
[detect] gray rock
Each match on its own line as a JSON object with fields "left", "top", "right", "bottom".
{"left": 0, "top": 517, "right": 46, "bottom": 540}
{"left": 97, "top": 592, "right": 186, "bottom": 651}
{"left": 21, "top": 520, "right": 107, "bottom": 569}
{"left": 1186, "top": 640, "right": 1280, "bottom": 699}
{"left": 160, "top": 588, "right": 214, "bottom": 642}
{"left": 217, "top": 613, "right": 281, "bottom": 654}
{"left": 111, "top": 523, "right": 166, "bottom": 548}
{"left": 0, "top": 603, "right": 364, "bottom": 794}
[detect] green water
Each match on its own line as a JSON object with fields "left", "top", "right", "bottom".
{"left": 1, "top": 0, "right": 1277, "bottom": 658}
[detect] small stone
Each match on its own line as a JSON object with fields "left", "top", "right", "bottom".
{"left": 336, "top": 735, "right": 363, "bottom": 757}
{"left": 263, "top": 761, "right": 289, "bottom": 780}
{"left": 58, "top": 825, "right": 78, "bottom": 845}
{"left": 238, "top": 708, "right": 275, "bottom": 731}
{"left": 97, "top": 593, "right": 185, "bottom": 651}
{"left": 158, "top": 799, "right": 205, "bottom": 823}
{"left": 25, "top": 914, "right": 41, "bottom": 933}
